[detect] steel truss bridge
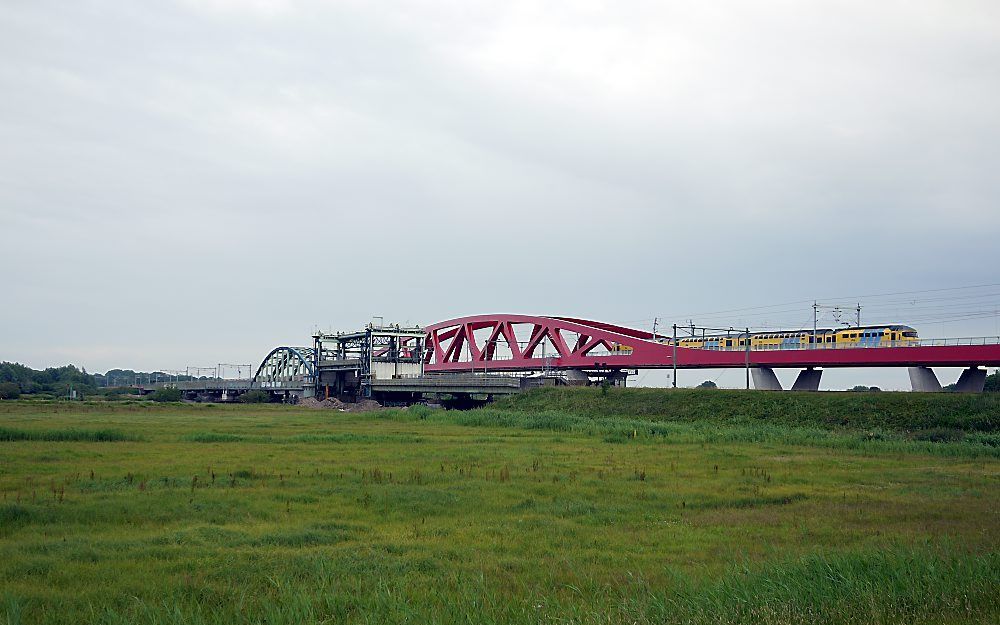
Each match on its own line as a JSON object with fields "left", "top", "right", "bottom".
{"left": 146, "top": 314, "right": 1000, "bottom": 400}
{"left": 422, "top": 315, "right": 1000, "bottom": 392}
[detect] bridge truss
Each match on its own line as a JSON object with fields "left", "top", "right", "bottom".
{"left": 252, "top": 346, "right": 322, "bottom": 389}
{"left": 423, "top": 314, "right": 1000, "bottom": 391}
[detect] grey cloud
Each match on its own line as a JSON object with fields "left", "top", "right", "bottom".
{"left": 1, "top": 1, "right": 998, "bottom": 388}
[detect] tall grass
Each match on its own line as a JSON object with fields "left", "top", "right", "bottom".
{"left": 498, "top": 387, "right": 999, "bottom": 432}
{"left": 6, "top": 546, "right": 990, "bottom": 625}
{"left": 385, "top": 406, "right": 1000, "bottom": 458}
{"left": 0, "top": 400, "right": 996, "bottom": 625}
{"left": 648, "top": 546, "right": 999, "bottom": 625}
{"left": 180, "top": 432, "right": 423, "bottom": 444}
{"left": 0, "top": 427, "right": 138, "bottom": 442}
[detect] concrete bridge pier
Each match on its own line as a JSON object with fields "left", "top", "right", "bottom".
{"left": 908, "top": 366, "right": 942, "bottom": 392}
{"left": 955, "top": 367, "right": 987, "bottom": 393}
{"left": 751, "top": 367, "right": 783, "bottom": 391}
{"left": 790, "top": 367, "right": 822, "bottom": 391}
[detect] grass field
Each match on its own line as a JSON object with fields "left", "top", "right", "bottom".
{"left": 1, "top": 390, "right": 998, "bottom": 624}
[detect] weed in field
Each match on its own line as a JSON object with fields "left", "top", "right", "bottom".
{"left": 0, "top": 397, "right": 996, "bottom": 624}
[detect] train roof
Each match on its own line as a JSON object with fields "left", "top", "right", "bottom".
{"left": 679, "top": 324, "right": 916, "bottom": 338}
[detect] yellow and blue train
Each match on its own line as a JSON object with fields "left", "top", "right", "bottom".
{"left": 671, "top": 325, "right": 919, "bottom": 350}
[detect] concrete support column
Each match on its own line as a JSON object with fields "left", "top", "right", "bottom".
{"left": 908, "top": 366, "right": 942, "bottom": 392}
{"left": 751, "top": 367, "right": 783, "bottom": 391}
{"left": 955, "top": 367, "right": 987, "bottom": 393}
{"left": 790, "top": 368, "right": 822, "bottom": 391}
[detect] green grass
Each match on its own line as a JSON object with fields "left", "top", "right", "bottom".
{"left": 496, "top": 386, "right": 1000, "bottom": 432}
{"left": 0, "top": 426, "right": 138, "bottom": 442}
{"left": 0, "top": 396, "right": 997, "bottom": 624}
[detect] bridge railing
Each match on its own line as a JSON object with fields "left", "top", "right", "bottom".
{"left": 674, "top": 336, "right": 1000, "bottom": 352}
{"left": 913, "top": 336, "right": 1000, "bottom": 347}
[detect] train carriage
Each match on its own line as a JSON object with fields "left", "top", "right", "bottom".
{"left": 671, "top": 325, "right": 918, "bottom": 350}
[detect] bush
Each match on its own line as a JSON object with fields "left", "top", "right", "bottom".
{"left": 985, "top": 371, "right": 999, "bottom": 392}
{"left": 147, "top": 387, "right": 182, "bottom": 402}
{"left": 697, "top": 380, "right": 718, "bottom": 389}
{"left": 913, "top": 427, "right": 966, "bottom": 443}
{"left": 239, "top": 390, "right": 272, "bottom": 403}
{"left": 0, "top": 382, "right": 20, "bottom": 400}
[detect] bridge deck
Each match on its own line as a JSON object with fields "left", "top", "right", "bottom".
{"left": 427, "top": 343, "right": 1000, "bottom": 372}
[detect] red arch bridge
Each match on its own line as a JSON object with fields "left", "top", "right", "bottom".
{"left": 422, "top": 315, "right": 1000, "bottom": 392}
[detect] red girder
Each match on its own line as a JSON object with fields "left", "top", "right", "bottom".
{"left": 423, "top": 314, "right": 1000, "bottom": 372}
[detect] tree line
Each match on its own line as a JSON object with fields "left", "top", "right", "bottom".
{"left": 0, "top": 362, "right": 205, "bottom": 400}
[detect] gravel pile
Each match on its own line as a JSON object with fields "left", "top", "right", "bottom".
{"left": 297, "top": 396, "right": 385, "bottom": 412}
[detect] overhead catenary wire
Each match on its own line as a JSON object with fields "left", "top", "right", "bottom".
{"left": 656, "top": 283, "right": 1000, "bottom": 333}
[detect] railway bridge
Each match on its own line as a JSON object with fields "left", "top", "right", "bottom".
{"left": 423, "top": 315, "right": 1000, "bottom": 392}
{"left": 144, "top": 314, "right": 1000, "bottom": 401}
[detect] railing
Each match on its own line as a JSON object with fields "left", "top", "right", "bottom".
{"left": 676, "top": 337, "right": 1000, "bottom": 352}
{"left": 913, "top": 336, "right": 1000, "bottom": 347}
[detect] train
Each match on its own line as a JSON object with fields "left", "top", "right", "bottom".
{"left": 668, "top": 325, "right": 919, "bottom": 350}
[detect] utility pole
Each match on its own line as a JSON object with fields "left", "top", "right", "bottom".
{"left": 745, "top": 327, "right": 751, "bottom": 389}
{"left": 813, "top": 301, "right": 818, "bottom": 349}
{"left": 652, "top": 317, "right": 659, "bottom": 342}
{"left": 672, "top": 324, "right": 678, "bottom": 388}
{"left": 856, "top": 303, "right": 862, "bottom": 327}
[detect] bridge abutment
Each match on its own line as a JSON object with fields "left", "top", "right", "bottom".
{"left": 955, "top": 367, "right": 987, "bottom": 393}
{"left": 790, "top": 367, "right": 822, "bottom": 391}
{"left": 908, "top": 366, "right": 942, "bottom": 392}
{"left": 751, "top": 367, "right": 783, "bottom": 391}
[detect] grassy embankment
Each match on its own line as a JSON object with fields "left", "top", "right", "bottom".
{"left": 0, "top": 390, "right": 997, "bottom": 624}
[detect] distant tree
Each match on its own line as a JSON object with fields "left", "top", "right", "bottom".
{"left": 0, "top": 362, "right": 96, "bottom": 396}
{"left": 239, "top": 390, "right": 272, "bottom": 403}
{"left": 942, "top": 383, "right": 958, "bottom": 392}
{"left": 147, "top": 387, "right": 182, "bottom": 402}
{"left": 985, "top": 370, "right": 1000, "bottom": 392}
{"left": 0, "top": 382, "right": 19, "bottom": 400}
{"left": 868, "top": 386, "right": 882, "bottom": 392}
{"left": 697, "top": 380, "right": 718, "bottom": 389}
{"left": 848, "top": 385, "right": 870, "bottom": 392}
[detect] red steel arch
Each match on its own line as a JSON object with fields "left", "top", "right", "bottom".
{"left": 423, "top": 314, "right": 1000, "bottom": 373}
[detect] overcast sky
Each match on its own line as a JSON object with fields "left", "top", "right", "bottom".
{"left": 2, "top": 1, "right": 999, "bottom": 389}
